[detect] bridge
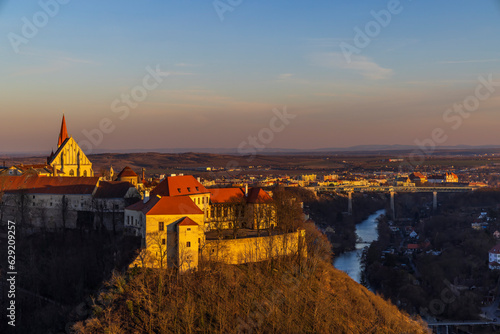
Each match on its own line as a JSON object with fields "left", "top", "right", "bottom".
{"left": 315, "top": 185, "right": 478, "bottom": 217}
{"left": 426, "top": 320, "right": 499, "bottom": 334}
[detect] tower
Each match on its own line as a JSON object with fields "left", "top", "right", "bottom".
{"left": 58, "top": 114, "right": 69, "bottom": 147}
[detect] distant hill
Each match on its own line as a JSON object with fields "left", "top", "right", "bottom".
{"left": 4, "top": 144, "right": 500, "bottom": 157}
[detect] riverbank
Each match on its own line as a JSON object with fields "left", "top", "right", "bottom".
{"left": 305, "top": 193, "right": 386, "bottom": 254}
{"left": 333, "top": 210, "right": 385, "bottom": 284}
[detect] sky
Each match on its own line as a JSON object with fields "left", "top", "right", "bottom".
{"left": 1, "top": 0, "right": 500, "bottom": 154}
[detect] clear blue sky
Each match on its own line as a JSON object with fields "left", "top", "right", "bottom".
{"left": 1, "top": 0, "right": 499, "bottom": 153}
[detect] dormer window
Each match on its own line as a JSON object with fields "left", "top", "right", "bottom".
{"left": 196, "top": 187, "right": 199, "bottom": 191}
{"left": 187, "top": 187, "right": 191, "bottom": 192}
{"left": 177, "top": 188, "right": 181, "bottom": 193}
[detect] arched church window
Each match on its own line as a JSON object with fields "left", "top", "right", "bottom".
{"left": 83, "top": 170, "right": 87, "bottom": 177}
{"left": 69, "top": 170, "right": 74, "bottom": 176}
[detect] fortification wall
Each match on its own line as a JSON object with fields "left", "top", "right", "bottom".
{"left": 202, "top": 229, "right": 306, "bottom": 265}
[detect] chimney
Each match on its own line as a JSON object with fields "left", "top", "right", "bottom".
{"left": 142, "top": 168, "right": 146, "bottom": 182}
{"left": 245, "top": 184, "right": 248, "bottom": 197}
{"left": 143, "top": 190, "right": 150, "bottom": 203}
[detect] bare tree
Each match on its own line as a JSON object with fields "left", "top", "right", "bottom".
{"left": 146, "top": 231, "right": 169, "bottom": 270}
{"left": 227, "top": 195, "right": 247, "bottom": 239}
{"left": 272, "top": 186, "right": 303, "bottom": 233}
{"left": 15, "top": 189, "right": 31, "bottom": 234}
{"left": 60, "top": 195, "right": 69, "bottom": 231}
{"left": 92, "top": 198, "right": 106, "bottom": 231}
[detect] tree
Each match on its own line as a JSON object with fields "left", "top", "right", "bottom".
{"left": 92, "top": 198, "right": 107, "bottom": 231}
{"left": 60, "top": 195, "right": 69, "bottom": 231}
{"left": 15, "top": 189, "right": 31, "bottom": 234}
{"left": 272, "top": 186, "right": 303, "bottom": 233}
{"left": 227, "top": 194, "right": 248, "bottom": 239}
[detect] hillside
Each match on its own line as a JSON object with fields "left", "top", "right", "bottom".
{"left": 73, "top": 226, "right": 429, "bottom": 334}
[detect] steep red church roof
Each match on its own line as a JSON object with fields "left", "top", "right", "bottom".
{"left": 58, "top": 114, "right": 69, "bottom": 147}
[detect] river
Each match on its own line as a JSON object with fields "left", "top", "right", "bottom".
{"left": 333, "top": 209, "right": 386, "bottom": 284}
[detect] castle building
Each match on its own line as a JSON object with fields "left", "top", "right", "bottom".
{"left": 0, "top": 174, "right": 140, "bottom": 231}
{"left": 125, "top": 195, "right": 205, "bottom": 271}
{"left": 125, "top": 175, "right": 304, "bottom": 272}
{"left": 47, "top": 115, "right": 94, "bottom": 177}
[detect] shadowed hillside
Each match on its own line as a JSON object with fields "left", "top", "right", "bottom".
{"left": 73, "top": 224, "right": 430, "bottom": 334}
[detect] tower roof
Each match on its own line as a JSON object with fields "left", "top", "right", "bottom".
{"left": 58, "top": 114, "right": 69, "bottom": 147}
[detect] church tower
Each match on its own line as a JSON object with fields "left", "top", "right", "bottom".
{"left": 58, "top": 114, "right": 69, "bottom": 147}
{"left": 48, "top": 115, "right": 94, "bottom": 177}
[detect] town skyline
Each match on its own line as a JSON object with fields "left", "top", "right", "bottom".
{"left": 1, "top": 1, "right": 500, "bottom": 153}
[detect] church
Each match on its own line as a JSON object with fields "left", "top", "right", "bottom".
{"left": 47, "top": 115, "right": 94, "bottom": 177}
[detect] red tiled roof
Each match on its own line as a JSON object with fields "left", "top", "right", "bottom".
{"left": 209, "top": 188, "right": 245, "bottom": 203}
{"left": 117, "top": 166, "right": 138, "bottom": 178}
{"left": 490, "top": 244, "right": 500, "bottom": 254}
{"left": 209, "top": 187, "right": 273, "bottom": 204}
{"left": 126, "top": 196, "right": 203, "bottom": 216}
{"left": 0, "top": 175, "right": 99, "bottom": 195}
{"left": 178, "top": 217, "right": 199, "bottom": 226}
{"left": 151, "top": 175, "right": 208, "bottom": 197}
{"left": 246, "top": 188, "right": 272, "bottom": 203}
{"left": 94, "top": 181, "right": 134, "bottom": 198}
{"left": 409, "top": 172, "right": 427, "bottom": 181}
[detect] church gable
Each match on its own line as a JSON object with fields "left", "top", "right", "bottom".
{"left": 51, "top": 137, "right": 92, "bottom": 167}
{"left": 49, "top": 137, "right": 93, "bottom": 177}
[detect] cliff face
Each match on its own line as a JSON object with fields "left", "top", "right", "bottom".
{"left": 73, "top": 257, "right": 429, "bottom": 334}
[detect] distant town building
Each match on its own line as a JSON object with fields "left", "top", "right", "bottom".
{"left": 116, "top": 166, "right": 139, "bottom": 186}
{"left": 428, "top": 172, "right": 458, "bottom": 183}
{"left": 489, "top": 244, "right": 500, "bottom": 270}
{"left": 409, "top": 172, "right": 427, "bottom": 183}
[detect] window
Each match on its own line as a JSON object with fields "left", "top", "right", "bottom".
{"left": 83, "top": 170, "right": 87, "bottom": 177}
{"left": 69, "top": 169, "right": 74, "bottom": 176}
{"left": 196, "top": 187, "right": 199, "bottom": 191}
{"left": 186, "top": 242, "right": 191, "bottom": 248}
{"left": 162, "top": 239, "right": 166, "bottom": 245}
{"left": 32, "top": 195, "right": 35, "bottom": 199}
{"left": 177, "top": 188, "right": 181, "bottom": 193}
{"left": 187, "top": 187, "right": 191, "bottom": 192}
{"left": 159, "top": 221, "right": 164, "bottom": 231}
{"left": 187, "top": 228, "right": 191, "bottom": 231}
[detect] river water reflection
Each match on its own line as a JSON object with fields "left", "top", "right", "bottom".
{"left": 333, "top": 209, "right": 386, "bottom": 284}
